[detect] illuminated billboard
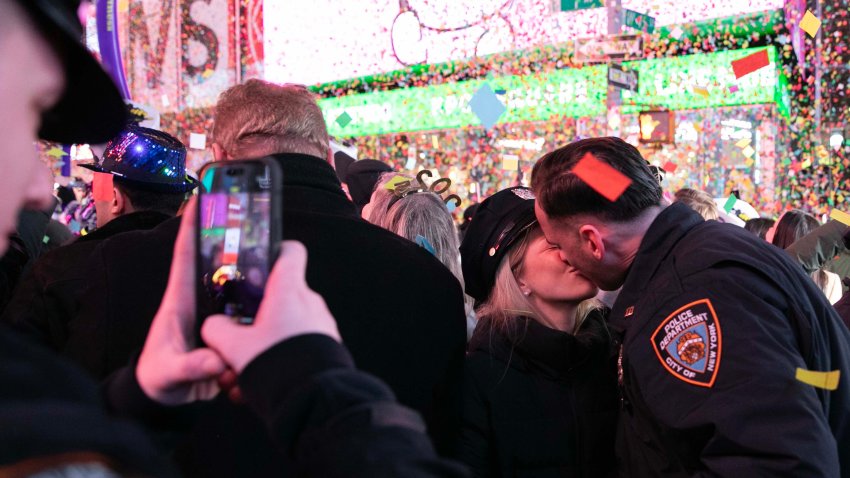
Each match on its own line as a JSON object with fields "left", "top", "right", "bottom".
{"left": 320, "top": 46, "right": 782, "bottom": 137}
{"left": 264, "top": 0, "right": 781, "bottom": 85}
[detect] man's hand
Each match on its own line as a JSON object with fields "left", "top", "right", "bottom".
{"left": 202, "top": 241, "right": 341, "bottom": 374}
{"left": 136, "top": 197, "right": 227, "bottom": 405}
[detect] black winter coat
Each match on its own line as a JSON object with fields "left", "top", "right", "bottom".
{"left": 460, "top": 309, "right": 618, "bottom": 478}
{"left": 1, "top": 211, "right": 171, "bottom": 349}
{"left": 71, "top": 153, "right": 468, "bottom": 477}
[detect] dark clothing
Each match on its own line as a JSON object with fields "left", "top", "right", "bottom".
{"left": 609, "top": 203, "right": 850, "bottom": 477}
{"left": 0, "top": 324, "right": 174, "bottom": 477}
{"left": 106, "top": 334, "right": 469, "bottom": 478}
{"left": 0, "top": 207, "right": 56, "bottom": 313}
{"left": 65, "top": 216, "right": 181, "bottom": 376}
{"left": 74, "top": 153, "right": 467, "bottom": 475}
{"left": 1, "top": 210, "right": 171, "bottom": 350}
{"left": 460, "top": 310, "right": 617, "bottom": 478}
{"left": 786, "top": 219, "right": 850, "bottom": 280}
{"left": 837, "top": 278, "right": 850, "bottom": 329}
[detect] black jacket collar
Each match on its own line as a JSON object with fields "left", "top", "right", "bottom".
{"left": 469, "top": 308, "right": 610, "bottom": 380}
{"left": 267, "top": 153, "right": 358, "bottom": 218}
{"left": 607, "top": 202, "right": 704, "bottom": 334}
{"left": 76, "top": 210, "right": 172, "bottom": 244}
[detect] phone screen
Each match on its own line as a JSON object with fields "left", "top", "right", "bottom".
{"left": 198, "top": 162, "right": 275, "bottom": 324}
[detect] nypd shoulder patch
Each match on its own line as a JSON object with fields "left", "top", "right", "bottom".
{"left": 650, "top": 299, "right": 722, "bottom": 388}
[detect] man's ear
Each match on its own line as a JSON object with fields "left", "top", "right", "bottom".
{"left": 578, "top": 224, "right": 605, "bottom": 261}
{"left": 212, "top": 143, "right": 227, "bottom": 161}
{"left": 111, "top": 186, "right": 127, "bottom": 215}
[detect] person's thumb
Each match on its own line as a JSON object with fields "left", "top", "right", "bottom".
{"left": 177, "top": 347, "right": 227, "bottom": 382}
{"left": 270, "top": 240, "right": 309, "bottom": 288}
{"left": 201, "top": 314, "right": 262, "bottom": 373}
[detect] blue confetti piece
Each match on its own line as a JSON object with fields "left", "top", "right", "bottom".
{"left": 446, "top": 201, "right": 457, "bottom": 213}
{"left": 494, "top": 89, "right": 506, "bottom": 95}
{"left": 415, "top": 235, "right": 436, "bottom": 256}
{"left": 469, "top": 84, "right": 506, "bottom": 129}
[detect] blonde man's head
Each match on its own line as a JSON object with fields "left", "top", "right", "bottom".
{"left": 673, "top": 187, "right": 721, "bottom": 221}
{"left": 212, "top": 79, "right": 329, "bottom": 160}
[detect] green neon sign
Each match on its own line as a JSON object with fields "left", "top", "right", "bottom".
{"left": 321, "top": 66, "right": 608, "bottom": 137}
{"left": 321, "top": 46, "right": 783, "bottom": 138}
{"left": 620, "top": 46, "right": 779, "bottom": 114}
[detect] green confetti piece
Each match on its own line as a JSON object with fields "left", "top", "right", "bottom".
{"left": 723, "top": 196, "right": 737, "bottom": 213}
{"left": 335, "top": 112, "right": 352, "bottom": 128}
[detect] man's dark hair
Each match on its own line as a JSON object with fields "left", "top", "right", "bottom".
{"left": 531, "top": 137, "right": 662, "bottom": 222}
{"left": 113, "top": 178, "right": 186, "bottom": 216}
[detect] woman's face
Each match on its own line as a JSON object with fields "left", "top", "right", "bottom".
{"left": 516, "top": 227, "right": 598, "bottom": 303}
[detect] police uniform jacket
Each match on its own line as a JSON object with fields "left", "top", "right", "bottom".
{"left": 608, "top": 202, "right": 850, "bottom": 477}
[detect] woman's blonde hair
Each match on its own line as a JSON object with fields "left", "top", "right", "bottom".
{"left": 476, "top": 225, "right": 601, "bottom": 335}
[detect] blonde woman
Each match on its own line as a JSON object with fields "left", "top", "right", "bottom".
{"left": 458, "top": 187, "right": 617, "bottom": 478}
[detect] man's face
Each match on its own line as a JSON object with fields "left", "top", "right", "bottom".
{"left": 0, "top": 1, "right": 65, "bottom": 251}
{"left": 535, "top": 202, "right": 627, "bottom": 291}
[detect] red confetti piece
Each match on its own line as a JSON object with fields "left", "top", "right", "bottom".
{"left": 663, "top": 161, "right": 678, "bottom": 173}
{"left": 571, "top": 154, "right": 633, "bottom": 202}
{"left": 731, "top": 49, "right": 770, "bottom": 79}
{"left": 92, "top": 172, "right": 114, "bottom": 202}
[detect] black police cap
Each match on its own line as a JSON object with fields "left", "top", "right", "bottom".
{"left": 460, "top": 187, "right": 537, "bottom": 303}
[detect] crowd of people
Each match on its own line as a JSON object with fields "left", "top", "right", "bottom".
{"left": 1, "top": 0, "right": 849, "bottom": 477}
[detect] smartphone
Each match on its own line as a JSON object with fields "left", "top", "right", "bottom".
{"left": 196, "top": 158, "right": 282, "bottom": 327}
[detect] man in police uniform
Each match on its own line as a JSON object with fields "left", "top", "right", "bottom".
{"left": 532, "top": 137, "right": 850, "bottom": 476}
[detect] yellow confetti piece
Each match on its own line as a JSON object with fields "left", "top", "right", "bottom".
{"left": 384, "top": 175, "right": 410, "bottom": 191}
{"left": 796, "top": 368, "right": 840, "bottom": 391}
{"left": 432, "top": 136, "right": 439, "bottom": 149}
{"left": 46, "top": 147, "right": 68, "bottom": 159}
{"left": 735, "top": 138, "right": 751, "bottom": 148}
{"left": 741, "top": 145, "right": 755, "bottom": 158}
{"left": 830, "top": 209, "right": 850, "bottom": 226}
{"left": 799, "top": 10, "right": 822, "bottom": 38}
{"left": 502, "top": 157, "right": 519, "bottom": 170}
{"left": 801, "top": 159, "right": 812, "bottom": 169}
{"left": 693, "top": 86, "right": 709, "bottom": 98}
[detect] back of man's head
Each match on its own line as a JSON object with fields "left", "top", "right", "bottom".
{"left": 212, "top": 79, "right": 329, "bottom": 160}
{"left": 113, "top": 178, "right": 185, "bottom": 216}
{"left": 531, "top": 137, "right": 662, "bottom": 223}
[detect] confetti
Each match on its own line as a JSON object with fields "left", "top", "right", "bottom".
{"left": 384, "top": 175, "right": 410, "bottom": 191}
{"left": 830, "top": 210, "right": 850, "bottom": 226}
{"left": 415, "top": 235, "right": 436, "bottom": 255}
{"left": 723, "top": 195, "right": 737, "bottom": 213}
{"left": 731, "top": 49, "right": 770, "bottom": 79}
{"left": 92, "top": 172, "right": 114, "bottom": 202}
{"left": 468, "top": 84, "right": 506, "bottom": 129}
{"left": 799, "top": 10, "right": 822, "bottom": 38}
{"left": 693, "top": 86, "right": 709, "bottom": 98}
{"left": 662, "top": 161, "right": 678, "bottom": 173}
{"left": 728, "top": 85, "right": 739, "bottom": 93}
{"left": 735, "top": 138, "right": 751, "bottom": 148}
{"left": 795, "top": 368, "right": 840, "bottom": 391}
{"left": 404, "top": 157, "right": 417, "bottom": 170}
{"left": 741, "top": 146, "right": 755, "bottom": 158}
{"left": 502, "top": 157, "right": 519, "bottom": 170}
{"left": 189, "top": 133, "right": 206, "bottom": 150}
{"left": 669, "top": 26, "right": 684, "bottom": 40}
{"left": 46, "top": 147, "right": 68, "bottom": 159}
{"left": 571, "top": 154, "right": 632, "bottom": 202}
{"left": 335, "top": 112, "right": 352, "bottom": 128}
